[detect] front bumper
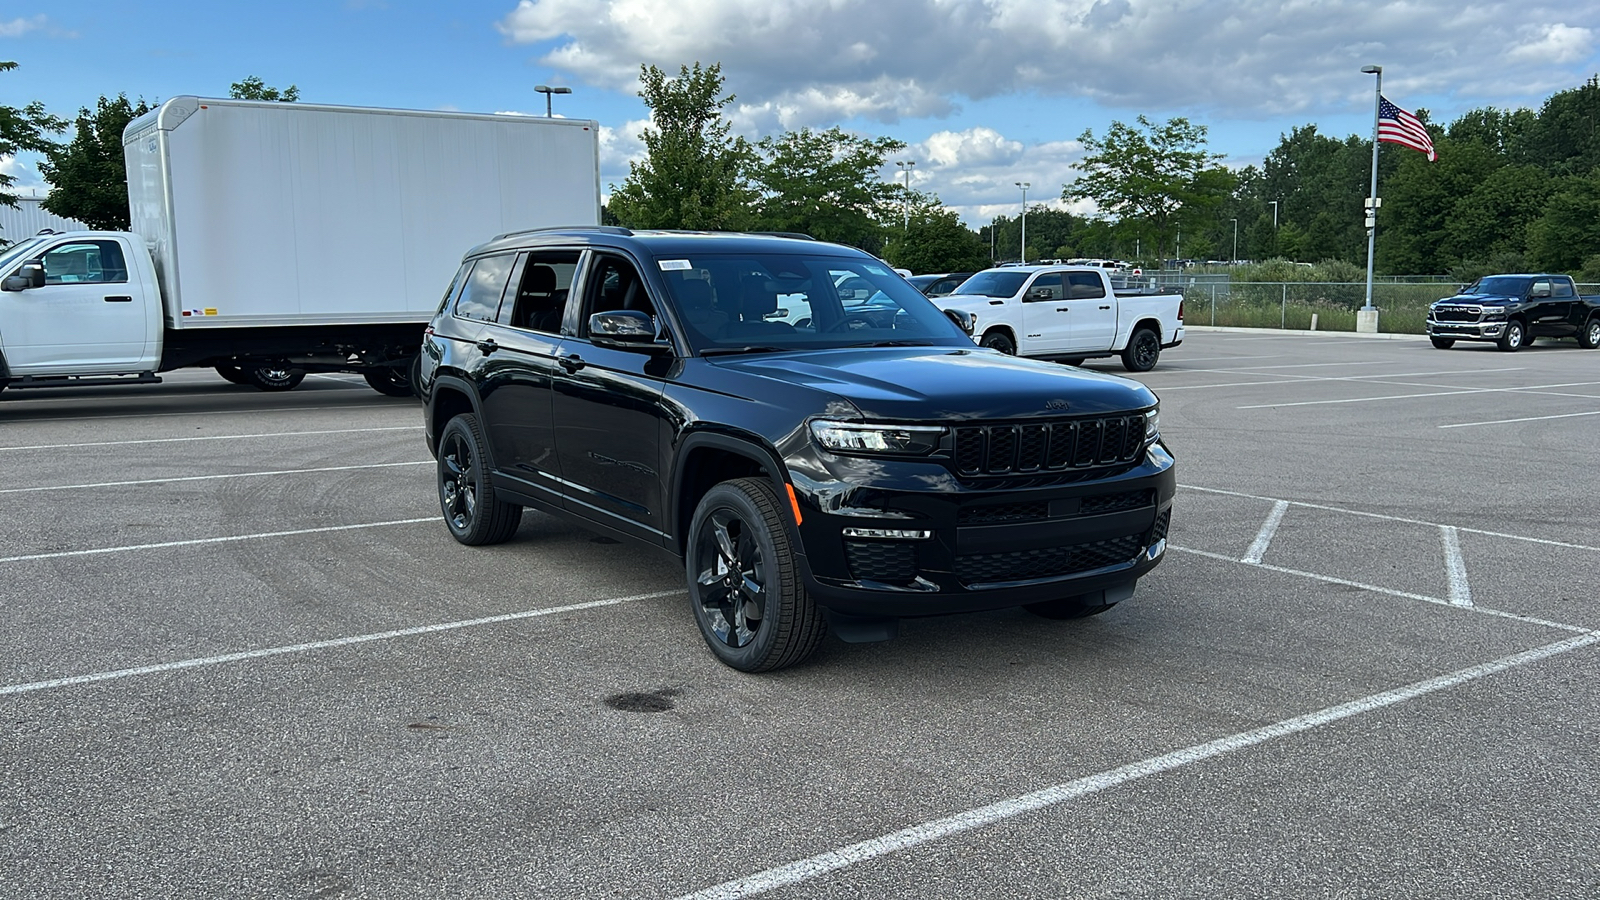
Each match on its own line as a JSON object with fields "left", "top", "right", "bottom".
{"left": 1427, "top": 319, "right": 1504, "bottom": 341}
{"left": 788, "top": 442, "right": 1176, "bottom": 618}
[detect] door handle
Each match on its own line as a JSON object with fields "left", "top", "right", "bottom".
{"left": 476, "top": 339, "right": 499, "bottom": 354}
{"left": 1056, "top": 307, "right": 1071, "bottom": 312}
{"left": 104, "top": 295, "right": 133, "bottom": 302}
{"left": 558, "top": 354, "right": 585, "bottom": 372}
{"left": 1098, "top": 305, "right": 1111, "bottom": 310}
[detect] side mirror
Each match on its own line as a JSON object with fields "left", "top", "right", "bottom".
{"left": 1029, "top": 287, "right": 1053, "bottom": 300}
{"left": 1530, "top": 285, "right": 1551, "bottom": 298}
{"left": 589, "top": 310, "right": 667, "bottom": 351}
{"left": 1, "top": 275, "right": 31, "bottom": 292}
{"left": 4, "top": 260, "right": 46, "bottom": 291}
{"left": 943, "top": 308, "right": 976, "bottom": 336}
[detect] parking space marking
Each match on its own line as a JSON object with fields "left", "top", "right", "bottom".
{"left": 0, "top": 425, "right": 417, "bottom": 453}
{"left": 1242, "top": 500, "right": 1289, "bottom": 564}
{"left": 675, "top": 632, "right": 1600, "bottom": 900}
{"left": 0, "top": 518, "right": 434, "bottom": 565}
{"left": 1, "top": 403, "right": 403, "bottom": 425}
{"left": 1236, "top": 380, "right": 1600, "bottom": 409}
{"left": 1441, "top": 527, "right": 1472, "bottom": 607}
{"left": 0, "top": 461, "right": 432, "bottom": 495}
{"left": 1439, "top": 409, "right": 1600, "bottom": 429}
{"left": 1185, "top": 485, "right": 1600, "bottom": 553}
{"left": 0, "top": 590, "right": 682, "bottom": 698}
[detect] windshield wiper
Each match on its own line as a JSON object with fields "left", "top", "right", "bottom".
{"left": 699, "top": 345, "right": 792, "bottom": 357}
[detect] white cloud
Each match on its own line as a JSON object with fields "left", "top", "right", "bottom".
{"left": 0, "top": 14, "right": 47, "bottom": 37}
{"left": 499, "top": 0, "right": 1600, "bottom": 125}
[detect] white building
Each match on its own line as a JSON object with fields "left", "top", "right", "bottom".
{"left": 0, "top": 188, "right": 91, "bottom": 244}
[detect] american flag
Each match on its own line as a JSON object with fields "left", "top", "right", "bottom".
{"left": 1379, "top": 96, "right": 1437, "bottom": 161}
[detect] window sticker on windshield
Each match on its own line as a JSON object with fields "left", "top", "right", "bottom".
{"left": 864, "top": 265, "right": 889, "bottom": 276}
{"left": 658, "top": 259, "right": 692, "bottom": 271}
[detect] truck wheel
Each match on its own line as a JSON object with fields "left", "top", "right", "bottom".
{"left": 1429, "top": 337, "right": 1455, "bottom": 349}
{"left": 437, "top": 413, "right": 521, "bottom": 545}
{"left": 245, "top": 366, "right": 306, "bottom": 391}
{"left": 215, "top": 365, "right": 250, "bottom": 384}
{"left": 687, "top": 477, "right": 826, "bottom": 672}
{"left": 1580, "top": 317, "right": 1600, "bottom": 349}
{"left": 1121, "top": 327, "right": 1161, "bottom": 372}
{"left": 980, "top": 331, "right": 1016, "bottom": 355}
{"left": 1496, "top": 321, "right": 1526, "bottom": 352}
{"left": 363, "top": 366, "right": 415, "bottom": 398}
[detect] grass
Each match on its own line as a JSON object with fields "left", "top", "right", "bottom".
{"left": 1178, "top": 282, "right": 1450, "bottom": 334}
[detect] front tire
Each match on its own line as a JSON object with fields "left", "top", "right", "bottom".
{"left": 687, "top": 478, "right": 826, "bottom": 672}
{"left": 437, "top": 413, "right": 521, "bottom": 545}
{"left": 1496, "top": 320, "right": 1526, "bottom": 352}
{"left": 244, "top": 365, "right": 306, "bottom": 391}
{"left": 1579, "top": 317, "right": 1600, "bottom": 350}
{"left": 1121, "top": 327, "right": 1161, "bottom": 372}
{"left": 980, "top": 330, "right": 1017, "bottom": 355}
{"left": 1429, "top": 337, "right": 1455, "bottom": 349}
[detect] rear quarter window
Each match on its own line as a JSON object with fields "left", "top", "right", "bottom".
{"left": 454, "top": 254, "right": 517, "bottom": 323}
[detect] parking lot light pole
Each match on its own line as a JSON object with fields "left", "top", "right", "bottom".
{"left": 896, "top": 160, "right": 915, "bottom": 230}
{"left": 1016, "top": 181, "right": 1030, "bottom": 263}
{"left": 534, "top": 84, "right": 571, "bottom": 117}
{"left": 1359, "top": 65, "right": 1382, "bottom": 333}
{"left": 1230, "top": 217, "right": 1238, "bottom": 263}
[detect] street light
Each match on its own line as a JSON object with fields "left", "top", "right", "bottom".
{"left": 1015, "top": 181, "right": 1030, "bottom": 263}
{"left": 1230, "top": 217, "right": 1238, "bottom": 263}
{"left": 895, "top": 160, "right": 916, "bottom": 230}
{"left": 534, "top": 84, "right": 572, "bottom": 118}
{"left": 1360, "top": 64, "right": 1382, "bottom": 317}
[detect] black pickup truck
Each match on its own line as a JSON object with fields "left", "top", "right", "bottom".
{"left": 418, "top": 228, "right": 1175, "bottom": 672}
{"left": 1427, "top": 274, "right": 1600, "bottom": 351}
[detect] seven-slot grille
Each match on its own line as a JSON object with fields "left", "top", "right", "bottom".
{"left": 954, "top": 415, "right": 1146, "bottom": 475}
{"left": 1432, "top": 305, "right": 1481, "bottom": 323}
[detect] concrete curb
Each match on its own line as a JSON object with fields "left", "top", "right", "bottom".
{"left": 1184, "top": 325, "right": 1427, "bottom": 342}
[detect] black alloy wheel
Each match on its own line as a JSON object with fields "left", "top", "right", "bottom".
{"left": 687, "top": 478, "right": 825, "bottom": 672}
{"left": 1580, "top": 317, "right": 1600, "bottom": 349}
{"left": 1430, "top": 337, "right": 1455, "bottom": 349}
{"left": 1121, "top": 327, "right": 1161, "bottom": 372}
{"left": 980, "top": 331, "right": 1017, "bottom": 355}
{"left": 1496, "top": 320, "right": 1526, "bottom": 352}
{"left": 437, "top": 413, "right": 521, "bottom": 545}
{"left": 244, "top": 365, "right": 306, "bottom": 391}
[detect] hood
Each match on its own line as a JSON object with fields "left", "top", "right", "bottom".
{"left": 710, "top": 347, "right": 1156, "bottom": 421}
{"left": 1438, "top": 293, "right": 1514, "bottom": 305}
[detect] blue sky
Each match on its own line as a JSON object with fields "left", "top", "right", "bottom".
{"left": 5, "top": 1, "right": 1599, "bottom": 226}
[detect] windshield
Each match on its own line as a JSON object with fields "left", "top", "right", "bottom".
{"left": 1462, "top": 276, "right": 1531, "bottom": 297}
{"left": 0, "top": 236, "right": 48, "bottom": 275}
{"left": 950, "top": 270, "right": 1028, "bottom": 298}
{"left": 656, "top": 253, "right": 973, "bottom": 354}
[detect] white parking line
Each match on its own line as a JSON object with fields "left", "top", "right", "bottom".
{"left": 1439, "top": 409, "right": 1600, "bottom": 429}
{"left": 1236, "top": 380, "right": 1600, "bottom": 409}
{"left": 674, "top": 632, "right": 1600, "bottom": 900}
{"left": 0, "top": 518, "right": 435, "bottom": 565}
{"left": 0, "top": 589, "right": 682, "bottom": 698}
{"left": 2, "top": 403, "right": 404, "bottom": 425}
{"left": 1441, "top": 527, "right": 1472, "bottom": 607}
{"left": 1242, "top": 500, "right": 1289, "bottom": 564}
{"left": 0, "top": 461, "right": 432, "bottom": 495}
{"left": 0, "top": 425, "right": 417, "bottom": 452}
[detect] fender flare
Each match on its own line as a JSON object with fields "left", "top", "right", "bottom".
{"left": 669, "top": 429, "right": 794, "bottom": 555}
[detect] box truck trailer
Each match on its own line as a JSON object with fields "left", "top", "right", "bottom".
{"left": 0, "top": 96, "right": 601, "bottom": 396}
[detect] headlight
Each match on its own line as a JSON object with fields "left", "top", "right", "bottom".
{"left": 1482, "top": 308, "right": 1506, "bottom": 319}
{"left": 809, "top": 420, "right": 944, "bottom": 455}
{"left": 1144, "top": 405, "right": 1160, "bottom": 443}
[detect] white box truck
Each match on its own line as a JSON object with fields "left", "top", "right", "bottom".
{"left": 0, "top": 96, "right": 600, "bottom": 395}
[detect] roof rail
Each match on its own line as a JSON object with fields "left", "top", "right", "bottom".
{"left": 747, "top": 231, "right": 816, "bottom": 240}
{"left": 491, "top": 224, "right": 634, "bottom": 241}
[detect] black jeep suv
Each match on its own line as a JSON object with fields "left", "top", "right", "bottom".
{"left": 419, "top": 228, "right": 1174, "bottom": 671}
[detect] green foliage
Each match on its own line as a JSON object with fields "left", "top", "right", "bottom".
{"left": 1576, "top": 255, "right": 1600, "bottom": 285}
{"left": 0, "top": 61, "right": 68, "bottom": 241}
{"left": 751, "top": 127, "right": 904, "bottom": 252}
{"left": 1525, "top": 169, "right": 1600, "bottom": 271}
{"left": 1064, "top": 116, "right": 1232, "bottom": 260}
{"left": 230, "top": 76, "right": 299, "bottom": 102}
{"left": 882, "top": 200, "right": 990, "bottom": 273}
{"left": 37, "top": 94, "right": 154, "bottom": 231}
{"left": 608, "top": 63, "right": 758, "bottom": 231}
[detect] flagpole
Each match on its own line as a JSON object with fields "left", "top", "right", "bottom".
{"left": 1356, "top": 64, "right": 1382, "bottom": 333}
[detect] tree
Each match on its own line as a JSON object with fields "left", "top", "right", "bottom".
{"left": 0, "top": 61, "right": 67, "bottom": 242}
{"left": 1064, "top": 116, "right": 1230, "bottom": 261}
{"left": 608, "top": 63, "right": 758, "bottom": 231}
{"left": 1526, "top": 169, "right": 1600, "bottom": 271}
{"left": 881, "top": 197, "right": 990, "bottom": 273}
{"left": 751, "top": 127, "right": 903, "bottom": 252}
{"left": 230, "top": 76, "right": 299, "bottom": 102}
{"left": 38, "top": 94, "right": 155, "bottom": 231}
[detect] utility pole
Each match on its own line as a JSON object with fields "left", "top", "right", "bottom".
{"left": 1015, "top": 181, "right": 1030, "bottom": 263}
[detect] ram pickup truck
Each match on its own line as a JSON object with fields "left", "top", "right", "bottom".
{"left": 937, "top": 265, "right": 1184, "bottom": 371}
{"left": 420, "top": 228, "right": 1175, "bottom": 672}
{"left": 0, "top": 96, "right": 600, "bottom": 396}
{"left": 1427, "top": 274, "right": 1600, "bottom": 352}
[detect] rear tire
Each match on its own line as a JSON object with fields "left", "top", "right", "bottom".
{"left": 244, "top": 365, "right": 306, "bottom": 391}
{"left": 1496, "top": 320, "right": 1526, "bottom": 352}
{"left": 363, "top": 363, "right": 415, "bottom": 398}
{"left": 687, "top": 478, "right": 826, "bottom": 672}
{"left": 980, "top": 331, "right": 1016, "bottom": 355}
{"left": 1429, "top": 337, "right": 1455, "bottom": 349}
{"left": 437, "top": 413, "right": 521, "bottom": 545}
{"left": 1579, "top": 317, "right": 1600, "bottom": 349}
{"left": 1121, "top": 327, "right": 1161, "bottom": 372}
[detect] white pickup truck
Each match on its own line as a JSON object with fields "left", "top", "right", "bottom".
{"left": 938, "top": 266, "right": 1184, "bottom": 371}
{"left": 0, "top": 96, "right": 600, "bottom": 396}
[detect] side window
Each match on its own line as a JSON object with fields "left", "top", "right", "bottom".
{"left": 453, "top": 253, "right": 516, "bottom": 323}
{"left": 1066, "top": 273, "right": 1107, "bottom": 299}
{"left": 1025, "top": 273, "right": 1063, "bottom": 301}
{"left": 1553, "top": 279, "right": 1576, "bottom": 298}
{"left": 1531, "top": 279, "right": 1552, "bottom": 298}
{"left": 435, "top": 264, "right": 469, "bottom": 315}
{"left": 501, "top": 250, "right": 581, "bottom": 334}
{"left": 579, "top": 254, "right": 655, "bottom": 337}
{"left": 42, "top": 240, "right": 128, "bottom": 285}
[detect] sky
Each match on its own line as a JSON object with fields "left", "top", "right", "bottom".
{"left": 4, "top": 1, "right": 1599, "bottom": 227}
